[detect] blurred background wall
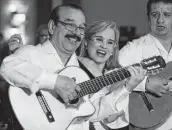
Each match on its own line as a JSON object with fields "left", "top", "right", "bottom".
{"left": 0, "top": 0, "right": 149, "bottom": 48}
{"left": 37, "top": 0, "right": 52, "bottom": 27}
{"left": 81, "top": 0, "right": 149, "bottom": 36}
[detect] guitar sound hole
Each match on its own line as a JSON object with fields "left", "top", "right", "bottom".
{"left": 69, "top": 98, "right": 79, "bottom": 104}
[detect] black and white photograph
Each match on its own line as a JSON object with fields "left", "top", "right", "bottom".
{"left": 0, "top": 0, "right": 172, "bottom": 130}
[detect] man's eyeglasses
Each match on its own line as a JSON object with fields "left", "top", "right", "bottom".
{"left": 91, "top": 36, "right": 117, "bottom": 47}
{"left": 58, "top": 21, "right": 85, "bottom": 35}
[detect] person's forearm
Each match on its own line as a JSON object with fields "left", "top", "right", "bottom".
{"left": 0, "top": 54, "right": 57, "bottom": 92}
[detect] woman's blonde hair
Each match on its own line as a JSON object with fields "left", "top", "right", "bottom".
{"left": 79, "top": 20, "right": 121, "bottom": 70}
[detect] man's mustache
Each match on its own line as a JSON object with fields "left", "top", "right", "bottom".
{"left": 65, "top": 34, "right": 81, "bottom": 42}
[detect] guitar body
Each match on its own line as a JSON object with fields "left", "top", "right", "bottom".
{"left": 129, "top": 92, "right": 172, "bottom": 129}
{"left": 129, "top": 61, "right": 172, "bottom": 129}
{"left": 9, "top": 66, "right": 95, "bottom": 130}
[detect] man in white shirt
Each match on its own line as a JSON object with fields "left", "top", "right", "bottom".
{"left": 118, "top": 0, "right": 172, "bottom": 129}
{"left": 0, "top": 3, "right": 86, "bottom": 130}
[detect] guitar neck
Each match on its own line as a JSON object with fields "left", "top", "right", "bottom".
{"left": 77, "top": 67, "right": 131, "bottom": 98}
{"left": 76, "top": 55, "right": 164, "bottom": 98}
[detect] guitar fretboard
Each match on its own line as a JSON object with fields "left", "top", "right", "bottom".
{"left": 77, "top": 67, "right": 131, "bottom": 98}
{"left": 76, "top": 55, "right": 165, "bottom": 98}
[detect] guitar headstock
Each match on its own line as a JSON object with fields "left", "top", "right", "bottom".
{"left": 141, "top": 56, "right": 166, "bottom": 75}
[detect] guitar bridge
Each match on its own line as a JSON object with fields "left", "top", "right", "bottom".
{"left": 36, "top": 91, "right": 55, "bottom": 123}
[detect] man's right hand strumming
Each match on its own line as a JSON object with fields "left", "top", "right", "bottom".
{"left": 145, "top": 76, "right": 169, "bottom": 97}
{"left": 54, "top": 75, "right": 81, "bottom": 103}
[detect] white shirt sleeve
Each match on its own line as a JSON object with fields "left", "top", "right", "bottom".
{"left": 0, "top": 45, "right": 57, "bottom": 92}
{"left": 119, "top": 40, "right": 147, "bottom": 91}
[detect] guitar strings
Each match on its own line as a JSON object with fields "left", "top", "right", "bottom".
{"left": 79, "top": 67, "right": 129, "bottom": 91}
{"left": 77, "top": 60, "right": 160, "bottom": 98}
{"left": 77, "top": 67, "right": 130, "bottom": 97}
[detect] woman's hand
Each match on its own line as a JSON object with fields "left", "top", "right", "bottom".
{"left": 125, "top": 66, "right": 147, "bottom": 92}
{"left": 8, "top": 34, "right": 23, "bottom": 53}
{"left": 145, "top": 75, "right": 169, "bottom": 96}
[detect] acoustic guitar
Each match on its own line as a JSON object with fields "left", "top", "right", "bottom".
{"left": 129, "top": 61, "right": 172, "bottom": 129}
{"left": 8, "top": 56, "right": 165, "bottom": 130}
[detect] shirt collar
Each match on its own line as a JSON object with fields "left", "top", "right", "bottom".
{"left": 40, "top": 40, "right": 78, "bottom": 66}
{"left": 66, "top": 53, "right": 78, "bottom": 66}
{"left": 41, "top": 40, "right": 57, "bottom": 54}
{"left": 149, "top": 33, "right": 168, "bottom": 53}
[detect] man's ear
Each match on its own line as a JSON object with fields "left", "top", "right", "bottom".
{"left": 148, "top": 20, "right": 151, "bottom": 30}
{"left": 147, "top": 15, "right": 151, "bottom": 28}
{"left": 48, "top": 20, "right": 56, "bottom": 35}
